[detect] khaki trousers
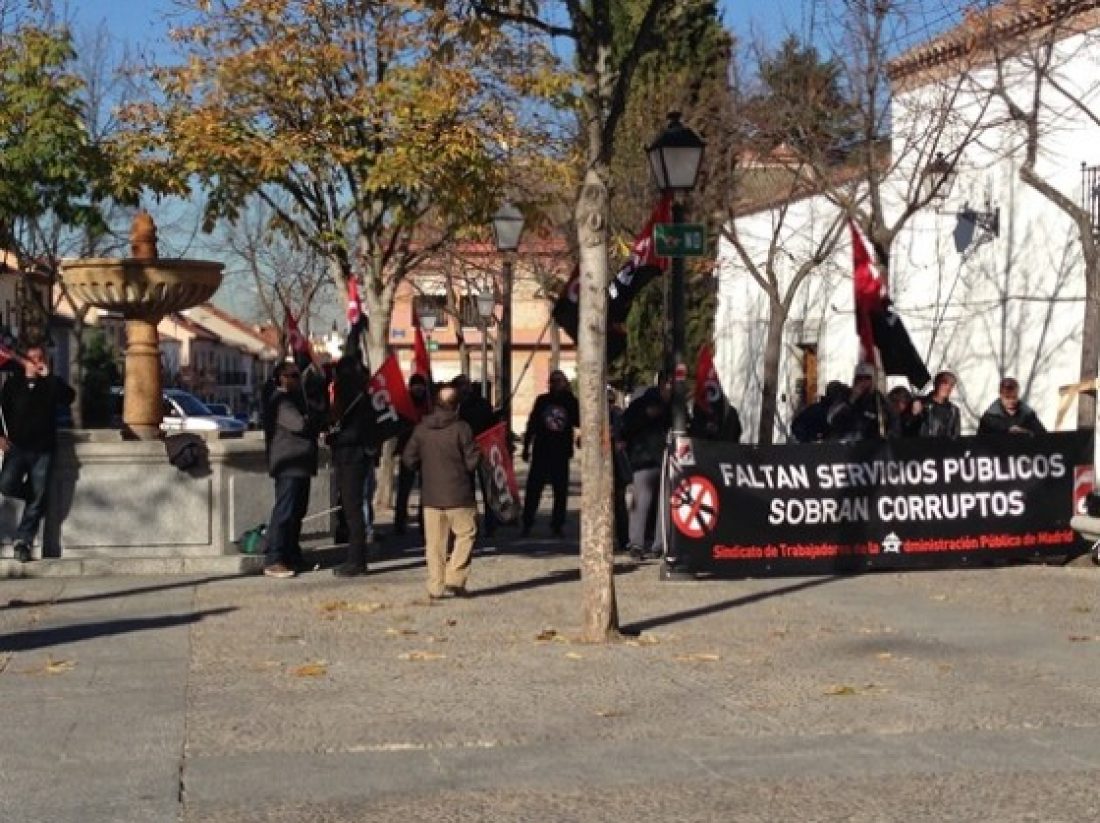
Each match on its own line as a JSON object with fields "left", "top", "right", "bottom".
{"left": 422, "top": 506, "right": 478, "bottom": 597}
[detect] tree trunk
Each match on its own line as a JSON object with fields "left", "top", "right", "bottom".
{"left": 1078, "top": 254, "right": 1100, "bottom": 429}
{"left": 550, "top": 320, "right": 561, "bottom": 371}
{"left": 365, "top": 281, "right": 395, "bottom": 512}
{"left": 576, "top": 167, "right": 619, "bottom": 643}
{"left": 757, "top": 298, "right": 786, "bottom": 445}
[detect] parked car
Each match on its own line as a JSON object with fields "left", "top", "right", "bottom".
{"left": 109, "top": 387, "right": 247, "bottom": 435}
{"left": 204, "top": 402, "right": 232, "bottom": 417}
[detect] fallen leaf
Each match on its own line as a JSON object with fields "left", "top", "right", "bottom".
{"left": 275, "top": 634, "right": 304, "bottom": 643}
{"left": 443, "top": 618, "right": 458, "bottom": 627}
{"left": 625, "top": 634, "right": 661, "bottom": 647}
{"left": 385, "top": 627, "right": 418, "bottom": 636}
{"left": 536, "top": 628, "right": 558, "bottom": 642}
{"left": 564, "top": 652, "right": 584, "bottom": 660}
{"left": 290, "top": 662, "right": 328, "bottom": 677}
{"left": 930, "top": 594, "right": 948, "bottom": 602}
{"left": 320, "top": 600, "right": 386, "bottom": 614}
{"left": 44, "top": 658, "right": 76, "bottom": 675}
{"left": 594, "top": 709, "right": 622, "bottom": 717}
{"left": 1071, "top": 605, "right": 1092, "bottom": 613}
{"left": 824, "top": 684, "right": 858, "bottom": 696}
{"left": 876, "top": 652, "right": 894, "bottom": 660}
{"left": 674, "top": 652, "right": 720, "bottom": 663}
{"left": 398, "top": 651, "right": 445, "bottom": 661}
{"left": 427, "top": 635, "right": 448, "bottom": 643}
{"left": 1068, "top": 635, "right": 1096, "bottom": 643}
{"left": 937, "top": 663, "right": 954, "bottom": 674}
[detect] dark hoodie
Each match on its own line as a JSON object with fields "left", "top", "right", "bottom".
{"left": 978, "top": 399, "right": 1045, "bottom": 436}
{"left": 402, "top": 407, "right": 481, "bottom": 508}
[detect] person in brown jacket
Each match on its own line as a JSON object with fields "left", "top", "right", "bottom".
{"left": 401, "top": 385, "right": 482, "bottom": 599}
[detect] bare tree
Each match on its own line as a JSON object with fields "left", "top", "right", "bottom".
{"left": 964, "top": 2, "right": 1100, "bottom": 427}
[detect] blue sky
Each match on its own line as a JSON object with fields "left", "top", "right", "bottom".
{"left": 72, "top": 0, "right": 813, "bottom": 54}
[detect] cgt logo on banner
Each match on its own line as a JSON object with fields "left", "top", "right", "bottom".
{"left": 663, "top": 431, "right": 1094, "bottom": 576}
{"left": 475, "top": 422, "right": 521, "bottom": 524}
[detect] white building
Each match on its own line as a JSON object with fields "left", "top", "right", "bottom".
{"left": 716, "top": 0, "right": 1100, "bottom": 440}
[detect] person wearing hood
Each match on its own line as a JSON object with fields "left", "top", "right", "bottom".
{"left": 402, "top": 385, "right": 482, "bottom": 599}
{"left": 978, "top": 377, "right": 1045, "bottom": 436}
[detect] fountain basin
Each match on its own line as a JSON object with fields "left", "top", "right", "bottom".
{"left": 60, "top": 258, "right": 223, "bottom": 317}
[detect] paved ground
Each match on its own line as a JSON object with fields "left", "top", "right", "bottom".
{"left": 2, "top": 503, "right": 1100, "bottom": 822}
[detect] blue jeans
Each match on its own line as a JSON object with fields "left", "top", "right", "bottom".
{"left": 265, "top": 475, "right": 310, "bottom": 567}
{"left": 0, "top": 443, "right": 52, "bottom": 545}
{"left": 361, "top": 465, "right": 377, "bottom": 537}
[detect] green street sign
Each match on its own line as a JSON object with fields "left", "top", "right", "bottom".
{"left": 428, "top": 340, "right": 439, "bottom": 352}
{"left": 654, "top": 223, "right": 707, "bottom": 257}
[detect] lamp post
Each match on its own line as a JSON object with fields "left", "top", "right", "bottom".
{"left": 491, "top": 202, "right": 525, "bottom": 431}
{"left": 646, "top": 112, "right": 705, "bottom": 433}
{"left": 646, "top": 111, "right": 705, "bottom": 580}
{"left": 476, "top": 288, "right": 495, "bottom": 402}
{"left": 922, "top": 152, "right": 956, "bottom": 210}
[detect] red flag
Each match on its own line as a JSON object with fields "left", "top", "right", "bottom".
{"left": 475, "top": 422, "right": 521, "bottom": 523}
{"left": 850, "top": 220, "right": 931, "bottom": 388}
{"left": 411, "top": 307, "right": 432, "bottom": 383}
{"left": 344, "top": 278, "right": 369, "bottom": 369}
{"left": 346, "top": 277, "right": 362, "bottom": 328}
{"left": 850, "top": 220, "right": 885, "bottom": 365}
{"left": 694, "top": 343, "right": 721, "bottom": 414}
{"left": 607, "top": 193, "right": 673, "bottom": 322}
{"left": 0, "top": 343, "right": 14, "bottom": 367}
{"left": 367, "top": 354, "right": 419, "bottom": 444}
{"left": 285, "top": 310, "right": 314, "bottom": 372}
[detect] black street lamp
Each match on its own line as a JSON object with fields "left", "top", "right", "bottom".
{"left": 491, "top": 202, "right": 525, "bottom": 430}
{"left": 646, "top": 111, "right": 705, "bottom": 581}
{"left": 476, "top": 288, "right": 496, "bottom": 403}
{"left": 646, "top": 111, "right": 705, "bottom": 428}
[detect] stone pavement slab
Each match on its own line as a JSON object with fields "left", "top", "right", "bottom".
{"left": 1, "top": 540, "right": 1099, "bottom": 822}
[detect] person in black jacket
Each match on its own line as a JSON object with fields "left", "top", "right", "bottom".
{"left": 919, "top": 371, "right": 962, "bottom": 438}
{"left": 978, "top": 377, "right": 1045, "bottom": 436}
{"left": 393, "top": 373, "right": 432, "bottom": 535}
{"left": 887, "top": 386, "right": 922, "bottom": 438}
{"left": 327, "top": 355, "right": 375, "bottom": 577}
{"left": 622, "top": 378, "right": 671, "bottom": 559}
{"left": 261, "top": 361, "right": 324, "bottom": 579}
{"left": 688, "top": 395, "right": 742, "bottom": 442}
{"left": 790, "top": 381, "right": 848, "bottom": 443}
{"left": 0, "top": 344, "right": 75, "bottom": 562}
{"left": 521, "top": 370, "right": 579, "bottom": 538}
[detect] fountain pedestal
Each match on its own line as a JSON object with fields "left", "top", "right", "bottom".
{"left": 60, "top": 213, "right": 223, "bottom": 439}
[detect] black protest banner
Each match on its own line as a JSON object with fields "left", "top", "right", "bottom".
{"left": 665, "top": 431, "right": 1093, "bottom": 576}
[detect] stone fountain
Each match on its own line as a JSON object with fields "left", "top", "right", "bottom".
{"left": 0, "top": 211, "right": 335, "bottom": 575}
{"left": 60, "top": 212, "right": 224, "bottom": 438}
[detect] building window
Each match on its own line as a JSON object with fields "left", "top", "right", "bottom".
{"left": 412, "top": 294, "right": 447, "bottom": 325}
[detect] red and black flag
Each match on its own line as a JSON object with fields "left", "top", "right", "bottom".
{"left": 552, "top": 194, "right": 673, "bottom": 363}
{"left": 694, "top": 342, "right": 723, "bottom": 413}
{"left": 411, "top": 307, "right": 433, "bottom": 385}
{"left": 344, "top": 276, "right": 369, "bottom": 370}
{"left": 850, "top": 220, "right": 931, "bottom": 390}
{"left": 284, "top": 310, "right": 315, "bottom": 374}
{"left": 366, "top": 354, "right": 420, "bottom": 445}
{"left": 475, "top": 422, "right": 521, "bottom": 524}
